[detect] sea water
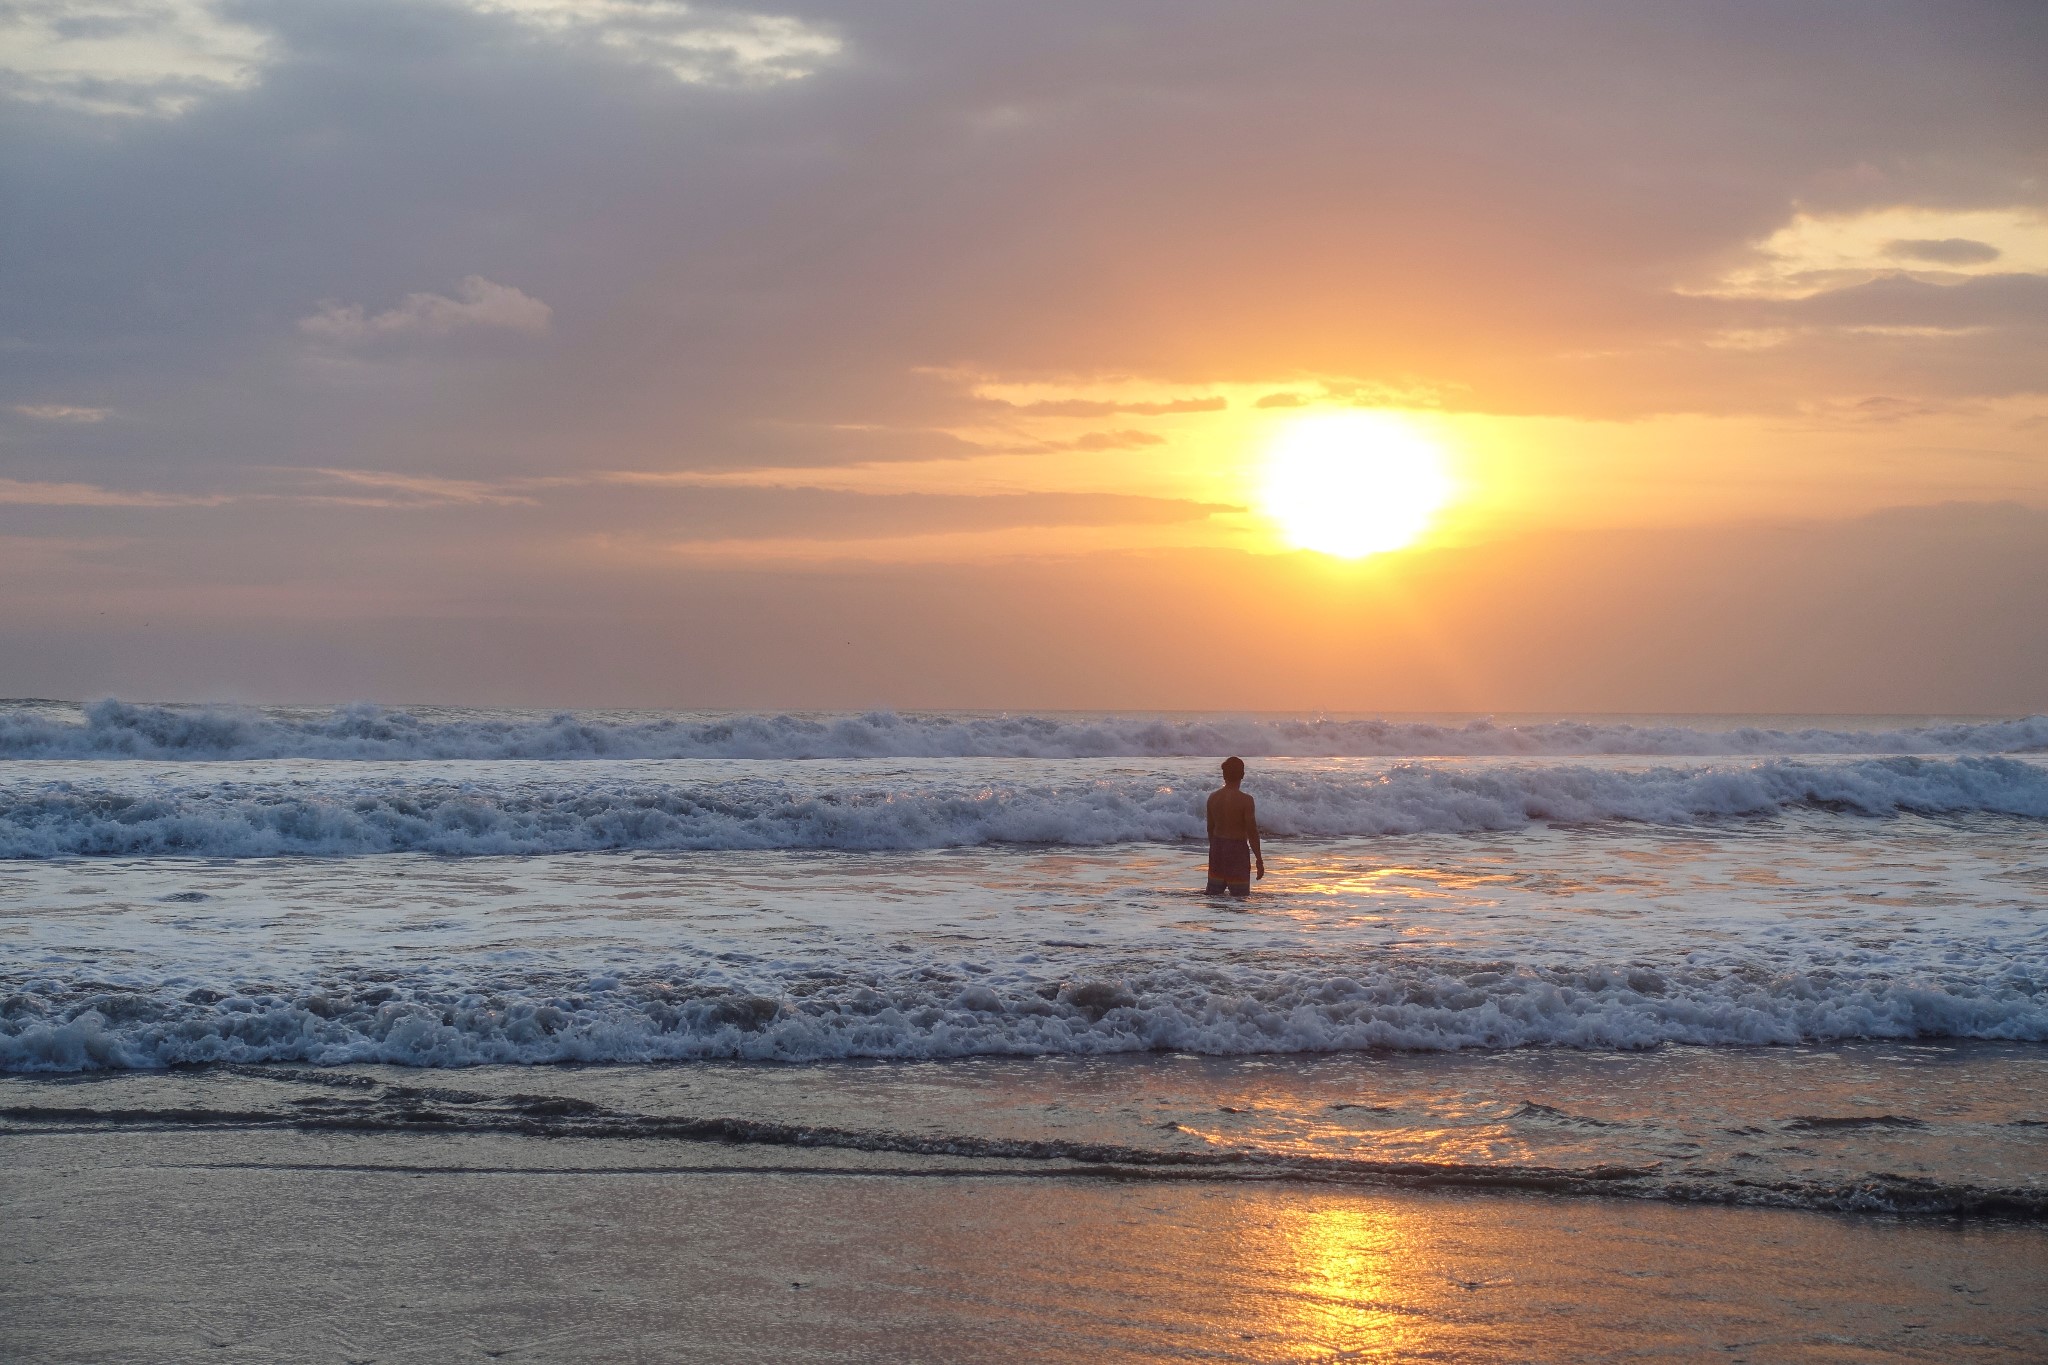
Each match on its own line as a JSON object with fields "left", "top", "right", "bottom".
{"left": 2, "top": 701, "right": 2044, "bottom": 1219}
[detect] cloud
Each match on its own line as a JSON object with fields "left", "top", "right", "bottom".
{"left": 0, "top": 0, "right": 267, "bottom": 117}
{"left": 0, "top": 0, "right": 837, "bottom": 119}
{"left": 13, "top": 1, "right": 2047, "bottom": 481}
{"left": 0, "top": 477, "right": 224, "bottom": 507}
{"left": 1780, "top": 272, "right": 2048, "bottom": 330}
{"left": 1698, "top": 208, "right": 2048, "bottom": 300}
{"left": 299, "top": 277, "right": 553, "bottom": 347}
{"left": 1254, "top": 393, "right": 1308, "bottom": 409}
{"left": 992, "top": 397, "right": 1228, "bottom": 417}
{"left": 573, "top": 487, "right": 1242, "bottom": 564}
{"left": 1886, "top": 237, "right": 2002, "bottom": 266}
{"left": 1043, "top": 429, "right": 1167, "bottom": 452}
{"left": 297, "top": 468, "right": 540, "bottom": 507}
{"left": 12, "top": 403, "right": 110, "bottom": 423}
{"left": 0, "top": 469, "right": 539, "bottom": 511}
{"left": 1839, "top": 396, "right": 1958, "bottom": 424}
{"left": 625, "top": 489, "right": 1238, "bottom": 544}
{"left": 465, "top": 0, "right": 838, "bottom": 85}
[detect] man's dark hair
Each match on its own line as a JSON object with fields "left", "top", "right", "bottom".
{"left": 1221, "top": 756, "right": 1246, "bottom": 781}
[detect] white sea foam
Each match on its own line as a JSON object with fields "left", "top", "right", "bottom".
{"left": 2, "top": 755, "right": 2041, "bottom": 859}
{"left": 2, "top": 699, "right": 2044, "bottom": 761}
{"left": 4, "top": 953, "right": 2042, "bottom": 1072}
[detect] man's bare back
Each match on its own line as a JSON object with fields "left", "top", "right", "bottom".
{"left": 1206, "top": 786, "right": 1258, "bottom": 839}
{"left": 1204, "top": 757, "right": 1265, "bottom": 896}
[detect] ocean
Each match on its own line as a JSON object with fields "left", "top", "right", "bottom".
{"left": 3, "top": 699, "right": 2045, "bottom": 1226}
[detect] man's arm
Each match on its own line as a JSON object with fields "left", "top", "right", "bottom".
{"left": 1247, "top": 796, "right": 1264, "bottom": 878}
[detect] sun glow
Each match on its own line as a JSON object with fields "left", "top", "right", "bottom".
{"left": 1258, "top": 412, "right": 1456, "bottom": 558}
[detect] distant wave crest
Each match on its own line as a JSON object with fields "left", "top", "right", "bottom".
{"left": 0, "top": 699, "right": 2044, "bottom": 761}
{"left": 3, "top": 756, "right": 2043, "bottom": 858}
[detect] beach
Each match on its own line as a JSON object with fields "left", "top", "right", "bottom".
{"left": 6, "top": 1103, "right": 2042, "bottom": 1362}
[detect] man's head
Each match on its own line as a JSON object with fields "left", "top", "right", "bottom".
{"left": 1221, "top": 756, "right": 1246, "bottom": 784}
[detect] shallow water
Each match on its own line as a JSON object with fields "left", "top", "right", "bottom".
{"left": 8, "top": 1043, "right": 2044, "bottom": 1219}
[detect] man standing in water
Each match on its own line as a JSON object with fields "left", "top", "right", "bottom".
{"left": 1205, "top": 756, "right": 1265, "bottom": 897}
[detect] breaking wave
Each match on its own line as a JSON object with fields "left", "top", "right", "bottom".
{"left": 5, "top": 951, "right": 2044, "bottom": 1074}
{"left": 3, "top": 755, "right": 2043, "bottom": 859}
{"left": 3, "top": 699, "right": 2044, "bottom": 761}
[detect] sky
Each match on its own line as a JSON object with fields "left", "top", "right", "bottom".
{"left": 2, "top": 0, "right": 2045, "bottom": 712}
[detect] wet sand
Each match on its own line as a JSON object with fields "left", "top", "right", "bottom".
{"left": 5, "top": 1128, "right": 2044, "bottom": 1363}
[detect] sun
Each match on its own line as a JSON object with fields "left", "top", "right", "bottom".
{"left": 1257, "top": 411, "right": 1456, "bottom": 558}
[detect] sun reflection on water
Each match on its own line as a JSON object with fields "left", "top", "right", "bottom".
{"left": 1252, "top": 1204, "right": 1428, "bottom": 1359}
{"left": 1171, "top": 1082, "right": 1540, "bottom": 1174}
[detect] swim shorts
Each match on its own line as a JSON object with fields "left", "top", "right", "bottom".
{"left": 1206, "top": 836, "right": 1252, "bottom": 896}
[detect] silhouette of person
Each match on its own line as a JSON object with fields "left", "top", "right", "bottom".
{"left": 1205, "top": 756, "right": 1265, "bottom": 897}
